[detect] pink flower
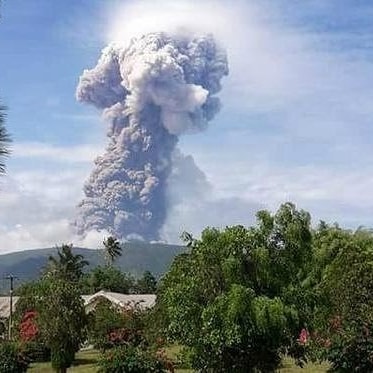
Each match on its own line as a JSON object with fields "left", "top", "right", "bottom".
{"left": 298, "top": 328, "right": 309, "bottom": 345}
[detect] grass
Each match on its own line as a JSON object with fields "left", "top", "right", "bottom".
{"left": 166, "top": 345, "right": 329, "bottom": 372}
{"left": 28, "top": 348, "right": 329, "bottom": 372}
{"left": 28, "top": 349, "right": 98, "bottom": 372}
{"left": 278, "top": 357, "right": 329, "bottom": 373}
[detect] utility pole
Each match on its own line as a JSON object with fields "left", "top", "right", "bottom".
{"left": 5, "top": 274, "right": 17, "bottom": 340}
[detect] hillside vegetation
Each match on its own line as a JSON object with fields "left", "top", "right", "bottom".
{"left": 0, "top": 242, "right": 185, "bottom": 293}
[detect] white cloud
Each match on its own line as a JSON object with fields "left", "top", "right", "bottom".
{"left": 188, "top": 148, "right": 373, "bottom": 228}
{"left": 0, "top": 168, "right": 113, "bottom": 253}
{"left": 12, "top": 142, "right": 104, "bottom": 163}
{"left": 161, "top": 196, "right": 261, "bottom": 244}
{"left": 0, "top": 220, "right": 73, "bottom": 253}
{"left": 0, "top": 167, "right": 84, "bottom": 252}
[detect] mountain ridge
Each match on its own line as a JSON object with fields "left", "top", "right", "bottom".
{"left": 0, "top": 242, "right": 186, "bottom": 293}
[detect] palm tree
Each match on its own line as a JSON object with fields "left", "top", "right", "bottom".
{"left": 103, "top": 236, "right": 122, "bottom": 266}
{"left": 180, "top": 231, "right": 195, "bottom": 248}
{"left": 46, "top": 244, "right": 89, "bottom": 282}
{"left": 0, "top": 105, "right": 11, "bottom": 174}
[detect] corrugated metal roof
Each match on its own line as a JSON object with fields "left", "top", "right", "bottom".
{"left": 0, "top": 291, "right": 156, "bottom": 318}
{"left": 0, "top": 296, "right": 19, "bottom": 318}
{"left": 84, "top": 291, "right": 156, "bottom": 310}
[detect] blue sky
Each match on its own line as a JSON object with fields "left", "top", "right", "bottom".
{"left": 1, "top": 0, "right": 373, "bottom": 251}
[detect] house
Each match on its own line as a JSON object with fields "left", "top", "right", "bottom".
{"left": 0, "top": 291, "right": 156, "bottom": 319}
{"left": 84, "top": 291, "right": 156, "bottom": 313}
{"left": 0, "top": 295, "right": 19, "bottom": 319}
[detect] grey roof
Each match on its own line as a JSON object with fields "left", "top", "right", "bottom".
{"left": 0, "top": 291, "right": 156, "bottom": 318}
{"left": 84, "top": 291, "right": 156, "bottom": 310}
{"left": 0, "top": 296, "right": 19, "bottom": 318}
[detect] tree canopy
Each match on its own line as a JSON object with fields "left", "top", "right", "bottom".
{"left": 310, "top": 224, "right": 373, "bottom": 372}
{"left": 34, "top": 277, "right": 87, "bottom": 373}
{"left": 135, "top": 271, "right": 157, "bottom": 294}
{"left": 45, "top": 244, "right": 89, "bottom": 283}
{"left": 8, "top": 204, "right": 373, "bottom": 372}
{"left": 159, "top": 203, "right": 313, "bottom": 372}
{"left": 103, "top": 236, "right": 123, "bottom": 266}
{"left": 80, "top": 265, "right": 134, "bottom": 294}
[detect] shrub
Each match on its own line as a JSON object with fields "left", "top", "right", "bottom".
{"left": 107, "top": 327, "right": 145, "bottom": 349}
{"left": 311, "top": 227, "right": 373, "bottom": 371}
{"left": 87, "top": 299, "right": 125, "bottom": 350}
{"left": 88, "top": 298, "right": 147, "bottom": 351}
{"left": 98, "top": 345, "right": 173, "bottom": 373}
{"left": 322, "top": 322, "right": 373, "bottom": 373}
{"left": 0, "top": 320, "right": 6, "bottom": 340}
{"left": 51, "top": 346, "right": 76, "bottom": 372}
{"left": 17, "top": 310, "right": 51, "bottom": 363}
{"left": 0, "top": 342, "right": 29, "bottom": 373}
{"left": 19, "top": 310, "right": 38, "bottom": 342}
{"left": 23, "top": 341, "right": 51, "bottom": 362}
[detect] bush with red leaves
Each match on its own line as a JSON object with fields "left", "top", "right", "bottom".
{"left": 19, "top": 311, "right": 38, "bottom": 342}
{"left": 107, "top": 327, "right": 145, "bottom": 348}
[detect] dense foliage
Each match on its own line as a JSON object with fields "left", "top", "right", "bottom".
{"left": 309, "top": 225, "right": 373, "bottom": 372}
{"left": 7, "top": 203, "right": 373, "bottom": 372}
{"left": 80, "top": 266, "right": 135, "bottom": 294}
{"left": 0, "top": 342, "right": 29, "bottom": 373}
{"left": 135, "top": 271, "right": 157, "bottom": 294}
{"left": 19, "top": 311, "right": 38, "bottom": 342}
{"left": 45, "top": 244, "right": 89, "bottom": 282}
{"left": 159, "top": 203, "right": 312, "bottom": 372}
{"left": 0, "top": 320, "right": 6, "bottom": 340}
{"left": 17, "top": 310, "right": 51, "bottom": 362}
{"left": 87, "top": 298, "right": 146, "bottom": 351}
{"left": 15, "top": 275, "right": 87, "bottom": 371}
{"left": 90, "top": 296, "right": 171, "bottom": 372}
{"left": 103, "top": 236, "right": 123, "bottom": 266}
{"left": 34, "top": 277, "right": 87, "bottom": 372}
{"left": 98, "top": 345, "right": 172, "bottom": 373}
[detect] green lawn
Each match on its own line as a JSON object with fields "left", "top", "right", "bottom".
{"left": 279, "top": 357, "right": 329, "bottom": 373}
{"left": 28, "top": 348, "right": 329, "bottom": 372}
{"left": 28, "top": 349, "right": 98, "bottom": 372}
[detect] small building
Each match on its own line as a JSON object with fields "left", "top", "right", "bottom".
{"left": 84, "top": 291, "right": 156, "bottom": 313}
{"left": 0, "top": 295, "right": 20, "bottom": 319}
{"left": 0, "top": 291, "right": 156, "bottom": 319}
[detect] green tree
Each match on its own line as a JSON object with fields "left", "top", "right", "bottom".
{"left": 135, "top": 271, "right": 157, "bottom": 294}
{"left": 103, "top": 236, "right": 122, "bottom": 266}
{"left": 80, "top": 266, "right": 134, "bottom": 294}
{"left": 311, "top": 225, "right": 373, "bottom": 372}
{"left": 33, "top": 277, "right": 87, "bottom": 373}
{"left": 0, "top": 104, "right": 11, "bottom": 174}
{"left": 14, "top": 281, "right": 40, "bottom": 324}
{"left": 180, "top": 231, "right": 195, "bottom": 247}
{"left": 46, "top": 244, "right": 89, "bottom": 282}
{"left": 0, "top": 320, "right": 6, "bottom": 340}
{"left": 159, "top": 203, "right": 312, "bottom": 372}
{"left": 87, "top": 298, "right": 124, "bottom": 351}
{"left": 0, "top": 342, "right": 29, "bottom": 372}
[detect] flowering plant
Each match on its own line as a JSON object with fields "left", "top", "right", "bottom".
{"left": 19, "top": 311, "right": 38, "bottom": 342}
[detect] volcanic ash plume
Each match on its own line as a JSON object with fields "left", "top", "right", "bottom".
{"left": 75, "top": 32, "right": 228, "bottom": 241}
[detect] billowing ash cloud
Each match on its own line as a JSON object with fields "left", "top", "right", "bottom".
{"left": 75, "top": 32, "right": 228, "bottom": 241}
